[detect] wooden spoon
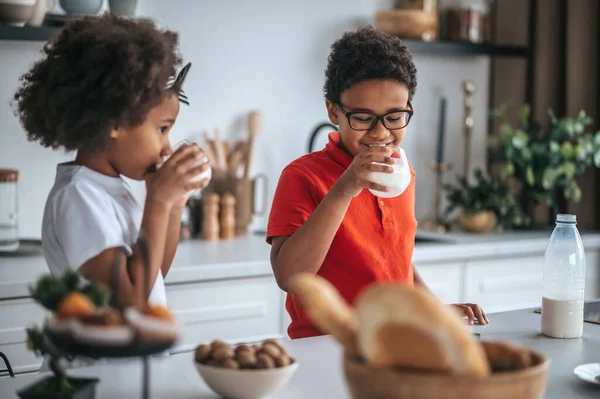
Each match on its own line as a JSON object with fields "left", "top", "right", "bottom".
{"left": 213, "top": 127, "right": 228, "bottom": 170}
{"left": 202, "top": 130, "right": 218, "bottom": 168}
{"left": 243, "top": 110, "right": 263, "bottom": 179}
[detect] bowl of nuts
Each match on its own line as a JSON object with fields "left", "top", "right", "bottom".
{"left": 193, "top": 338, "right": 299, "bottom": 399}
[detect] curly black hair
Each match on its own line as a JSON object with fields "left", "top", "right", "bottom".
{"left": 13, "top": 13, "right": 182, "bottom": 152}
{"left": 324, "top": 26, "right": 417, "bottom": 104}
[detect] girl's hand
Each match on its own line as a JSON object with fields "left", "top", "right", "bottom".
{"left": 451, "top": 303, "right": 489, "bottom": 325}
{"left": 146, "top": 144, "right": 210, "bottom": 206}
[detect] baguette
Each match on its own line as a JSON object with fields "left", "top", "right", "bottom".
{"left": 289, "top": 273, "right": 359, "bottom": 354}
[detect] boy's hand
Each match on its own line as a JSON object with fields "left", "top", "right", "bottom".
{"left": 452, "top": 303, "right": 489, "bottom": 325}
{"left": 331, "top": 146, "right": 396, "bottom": 198}
{"left": 146, "top": 144, "right": 210, "bottom": 206}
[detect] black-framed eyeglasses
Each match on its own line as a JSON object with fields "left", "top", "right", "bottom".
{"left": 335, "top": 103, "right": 413, "bottom": 131}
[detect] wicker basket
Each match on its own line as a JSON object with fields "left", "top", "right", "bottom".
{"left": 343, "top": 351, "right": 549, "bottom": 399}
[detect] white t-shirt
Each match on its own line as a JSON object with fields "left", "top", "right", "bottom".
{"left": 41, "top": 164, "right": 167, "bottom": 306}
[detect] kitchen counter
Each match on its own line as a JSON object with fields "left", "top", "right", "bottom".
{"left": 2, "top": 308, "right": 600, "bottom": 398}
{"left": 3, "top": 230, "right": 600, "bottom": 300}
{"left": 0, "top": 236, "right": 273, "bottom": 300}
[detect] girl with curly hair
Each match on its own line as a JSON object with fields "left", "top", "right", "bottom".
{"left": 14, "top": 13, "right": 209, "bottom": 308}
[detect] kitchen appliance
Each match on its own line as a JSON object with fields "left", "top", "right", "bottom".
{"left": 0, "top": 169, "right": 19, "bottom": 252}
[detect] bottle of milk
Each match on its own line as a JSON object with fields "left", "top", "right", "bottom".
{"left": 541, "top": 213, "right": 586, "bottom": 338}
{"left": 368, "top": 147, "right": 412, "bottom": 198}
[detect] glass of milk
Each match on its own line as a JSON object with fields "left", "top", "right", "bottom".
{"left": 162, "top": 139, "right": 212, "bottom": 199}
{"left": 368, "top": 147, "right": 411, "bottom": 198}
{"left": 541, "top": 213, "right": 586, "bottom": 338}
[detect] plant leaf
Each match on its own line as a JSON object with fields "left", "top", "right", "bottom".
{"left": 547, "top": 109, "right": 558, "bottom": 125}
{"left": 500, "top": 123, "right": 514, "bottom": 140}
{"left": 526, "top": 165, "right": 535, "bottom": 186}
{"left": 519, "top": 104, "right": 531, "bottom": 126}
{"left": 560, "top": 141, "right": 574, "bottom": 158}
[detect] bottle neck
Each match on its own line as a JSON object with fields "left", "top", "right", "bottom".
{"left": 556, "top": 221, "right": 577, "bottom": 227}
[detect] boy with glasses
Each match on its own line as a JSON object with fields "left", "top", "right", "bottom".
{"left": 267, "top": 27, "right": 488, "bottom": 339}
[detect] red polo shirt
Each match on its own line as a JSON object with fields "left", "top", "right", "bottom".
{"left": 267, "top": 132, "right": 417, "bottom": 339}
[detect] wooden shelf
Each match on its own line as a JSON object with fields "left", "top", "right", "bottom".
{"left": 404, "top": 39, "right": 529, "bottom": 58}
{"left": 0, "top": 25, "right": 58, "bottom": 42}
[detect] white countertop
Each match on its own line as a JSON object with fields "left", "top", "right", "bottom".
{"left": 0, "top": 236, "right": 273, "bottom": 301}
{"left": 2, "top": 308, "right": 600, "bottom": 398}
{"left": 2, "top": 230, "right": 600, "bottom": 300}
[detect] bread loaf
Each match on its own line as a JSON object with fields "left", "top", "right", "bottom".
{"left": 355, "top": 283, "right": 490, "bottom": 378}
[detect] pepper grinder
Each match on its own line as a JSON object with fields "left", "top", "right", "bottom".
{"left": 220, "top": 192, "right": 236, "bottom": 240}
{"left": 202, "top": 193, "right": 220, "bottom": 241}
{"left": 462, "top": 81, "right": 475, "bottom": 176}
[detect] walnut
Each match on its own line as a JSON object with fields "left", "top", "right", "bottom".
{"left": 256, "top": 353, "right": 276, "bottom": 369}
{"left": 212, "top": 346, "right": 235, "bottom": 362}
{"left": 195, "top": 344, "right": 212, "bottom": 363}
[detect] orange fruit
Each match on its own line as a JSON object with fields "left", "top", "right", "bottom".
{"left": 57, "top": 292, "right": 95, "bottom": 319}
{"left": 143, "top": 305, "right": 173, "bottom": 321}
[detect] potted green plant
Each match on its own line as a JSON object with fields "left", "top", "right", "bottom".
{"left": 16, "top": 272, "right": 107, "bottom": 399}
{"left": 488, "top": 103, "right": 600, "bottom": 225}
{"left": 444, "top": 168, "right": 528, "bottom": 232}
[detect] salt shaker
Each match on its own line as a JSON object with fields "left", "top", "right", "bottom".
{"left": 220, "top": 192, "right": 236, "bottom": 240}
{"left": 202, "top": 193, "right": 220, "bottom": 241}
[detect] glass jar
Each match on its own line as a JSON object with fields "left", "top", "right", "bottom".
{"left": 441, "top": 0, "right": 491, "bottom": 43}
{"left": 0, "top": 169, "right": 19, "bottom": 252}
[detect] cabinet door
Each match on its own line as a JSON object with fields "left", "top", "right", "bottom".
{"left": 464, "top": 255, "right": 543, "bottom": 313}
{"left": 413, "top": 262, "right": 463, "bottom": 304}
{"left": 166, "top": 276, "right": 283, "bottom": 353}
{"left": 0, "top": 299, "right": 48, "bottom": 374}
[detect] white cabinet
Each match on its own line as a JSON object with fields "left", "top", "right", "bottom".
{"left": 0, "top": 299, "right": 49, "bottom": 374}
{"left": 464, "top": 255, "right": 543, "bottom": 314}
{"left": 414, "top": 262, "right": 462, "bottom": 304}
{"left": 166, "top": 276, "right": 284, "bottom": 353}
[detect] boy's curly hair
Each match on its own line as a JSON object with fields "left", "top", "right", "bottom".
{"left": 324, "top": 26, "right": 417, "bottom": 104}
{"left": 13, "top": 13, "right": 182, "bottom": 152}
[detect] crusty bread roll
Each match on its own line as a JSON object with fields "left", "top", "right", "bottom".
{"left": 355, "top": 283, "right": 490, "bottom": 378}
{"left": 289, "top": 273, "right": 359, "bottom": 354}
{"left": 480, "top": 341, "right": 534, "bottom": 372}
